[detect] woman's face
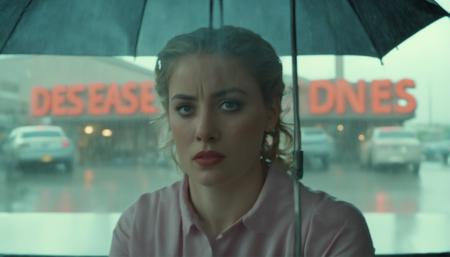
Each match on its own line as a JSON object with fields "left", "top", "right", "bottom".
{"left": 167, "top": 54, "right": 279, "bottom": 187}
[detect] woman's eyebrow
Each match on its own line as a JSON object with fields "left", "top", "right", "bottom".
{"left": 171, "top": 88, "right": 248, "bottom": 101}
{"left": 171, "top": 94, "right": 196, "bottom": 101}
{"left": 213, "top": 88, "right": 248, "bottom": 98}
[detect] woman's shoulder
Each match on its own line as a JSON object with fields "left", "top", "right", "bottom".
{"left": 300, "top": 183, "right": 366, "bottom": 226}
{"left": 110, "top": 180, "right": 185, "bottom": 256}
{"left": 300, "top": 184, "right": 374, "bottom": 256}
{"left": 117, "top": 179, "right": 184, "bottom": 228}
{"left": 127, "top": 180, "right": 183, "bottom": 215}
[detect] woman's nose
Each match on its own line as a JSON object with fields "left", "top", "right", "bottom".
{"left": 195, "top": 110, "right": 219, "bottom": 142}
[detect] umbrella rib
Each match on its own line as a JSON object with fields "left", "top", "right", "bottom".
{"left": 0, "top": 0, "right": 33, "bottom": 54}
{"left": 209, "top": 0, "right": 214, "bottom": 28}
{"left": 347, "top": 0, "right": 383, "bottom": 60}
{"left": 219, "top": 0, "right": 224, "bottom": 27}
{"left": 133, "top": 0, "right": 148, "bottom": 56}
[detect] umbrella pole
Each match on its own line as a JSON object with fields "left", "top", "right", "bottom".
{"left": 289, "top": 0, "right": 303, "bottom": 256}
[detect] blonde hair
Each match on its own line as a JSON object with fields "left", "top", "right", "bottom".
{"left": 155, "top": 26, "right": 292, "bottom": 164}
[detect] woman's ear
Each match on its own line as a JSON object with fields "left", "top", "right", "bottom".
{"left": 265, "top": 98, "right": 281, "bottom": 132}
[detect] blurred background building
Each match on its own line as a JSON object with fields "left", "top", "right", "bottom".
{"left": 0, "top": 56, "right": 160, "bottom": 166}
{"left": 0, "top": 55, "right": 422, "bottom": 164}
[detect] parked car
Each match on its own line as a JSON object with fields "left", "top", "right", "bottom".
{"left": 301, "top": 127, "right": 335, "bottom": 169}
{"left": 2, "top": 125, "right": 75, "bottom": 171}
{"left": 423, "top": 141, "right": 443, "bottom": 161}
{"left": 440, "top": 140, "right": 450, "bottom": 165}
{"left": 360, "top": 126, "right": 422, "bottom": 173}
{"left": 433, "top": 139, "right": 450, "bottom": 165}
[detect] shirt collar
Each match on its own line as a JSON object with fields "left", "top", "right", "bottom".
{"left": 178, "top": 161, "right": 294, "bottom": 235}
{"left": 241, "top": 160, "right": 294, "bottom": 233}
{"left": 179, "top": 175, "right": 198, "bottom": 236}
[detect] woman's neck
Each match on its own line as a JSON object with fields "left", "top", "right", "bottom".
{"left": 188, "top": 161, "right": 269, "bottom": 238}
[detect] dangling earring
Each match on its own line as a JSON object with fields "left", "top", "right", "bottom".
{"left": 156, "top": 59, "right": 162, "bottom": 70}
{"left": 264, "top": 128, "right": 276, "bottom": 147}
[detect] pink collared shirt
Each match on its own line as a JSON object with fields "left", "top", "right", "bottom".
{"left": 110, "top": 162, "right": 374, "bottom": 257}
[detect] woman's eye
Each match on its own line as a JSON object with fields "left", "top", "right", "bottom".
{"left": 175, "top": 105, "right": 194, "bottom": 116}
{"left": 221, "top": 100, "right": 241, "bottom": 112}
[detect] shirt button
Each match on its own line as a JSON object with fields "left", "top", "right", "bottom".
{"left": 216, "top": 234, "right": 223, "bottom": 240}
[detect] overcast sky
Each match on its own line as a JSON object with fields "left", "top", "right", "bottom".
{"left": 126, "top": 1, "right": 450, "bottom": 126}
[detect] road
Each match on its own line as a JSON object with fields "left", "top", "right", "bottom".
{"left": 0, "top": 159, "right": 449, "bottom": 214}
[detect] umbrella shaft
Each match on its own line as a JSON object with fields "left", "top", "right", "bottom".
{"left": 290, "top": 0, "right": 303, "bottom": 257}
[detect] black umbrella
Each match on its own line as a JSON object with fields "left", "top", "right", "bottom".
{"left": 1, "top": 0, "right": 448, "bottom": 57}
{"left": 1, "top": 1, "right": 449, "bottom": 256}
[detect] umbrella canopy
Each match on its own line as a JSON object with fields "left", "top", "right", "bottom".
{"left": 0, "top": 0, "right": 448, "bottom": 58}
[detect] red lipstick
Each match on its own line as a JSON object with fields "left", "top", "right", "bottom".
{"left": 193, "top": 150, "right": 225, "bottom": 166}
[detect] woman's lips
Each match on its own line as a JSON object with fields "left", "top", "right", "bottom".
{"left": 193, "top": 151, "right": 225, "bottom": 167}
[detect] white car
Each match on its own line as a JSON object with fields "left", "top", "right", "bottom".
{"left": 2, "top": 125, "right": 75, "bottom": 171}
{"left": 360, "top": 126, "right": 422, "bottom": 173}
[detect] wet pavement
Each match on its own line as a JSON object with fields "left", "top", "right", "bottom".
{"left": 0, "top": 161, "right": 182, "bottom": 213}
{"left": 302, "top": 160, "right": 450, "bottom": 215}
{"left": 0, "top": 159, "right": 448, "bottom": 214}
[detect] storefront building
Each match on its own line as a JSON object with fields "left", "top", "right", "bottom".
{"left": 1, "top": 56, "right": 161, "bottom": 165}
{"left": 30, "top": 80, "right": 161, "bottom": 165}
{"left": 285, "top": 78, "right": 417, "bottom": 160}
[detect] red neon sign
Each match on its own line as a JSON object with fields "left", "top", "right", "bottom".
{"left": 31, "top": 81, "right": 158, "bottom": 117}
{"left": 308, "top": 79, "right": 416, "bottom": 115}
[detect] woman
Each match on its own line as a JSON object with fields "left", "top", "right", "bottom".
{"left": 110, "top": 26, "right": 374, "bottom": 257}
